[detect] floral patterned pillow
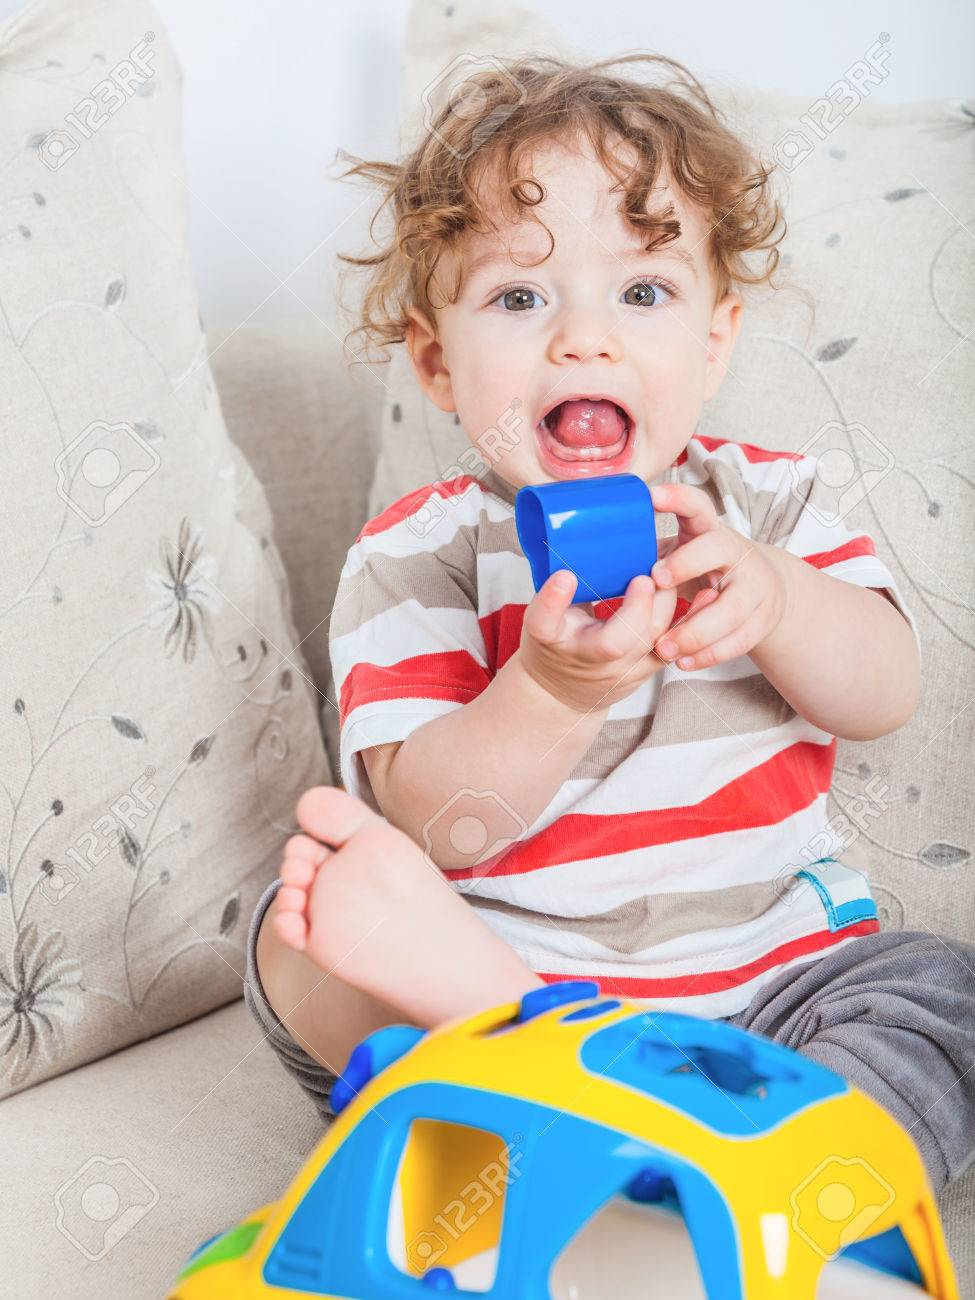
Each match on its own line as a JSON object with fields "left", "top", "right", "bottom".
{"left": 0, "top": 0, "right": 331, "bottom": 1095}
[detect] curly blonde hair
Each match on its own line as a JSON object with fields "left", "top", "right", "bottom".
{"left": 334, "top": 52, "right": 786, "bottom": 367}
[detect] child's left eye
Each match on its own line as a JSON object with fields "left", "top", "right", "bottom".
{"left": 622, "top": 280, "right": 671, "bottom": 307}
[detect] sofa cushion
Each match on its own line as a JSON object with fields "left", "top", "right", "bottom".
{"left": 0, "top": 997, "right": 325, "bottom": 1297}
{"left": 0, "top": 0, "right": 331, "bottom": 1098}
{"left": 207, "top": 317, "right": 384, "bottom": 770}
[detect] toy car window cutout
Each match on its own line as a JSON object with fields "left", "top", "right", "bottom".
{"left": 579, "top": 1012, "right": 845, "bottom": 1137}
{"left": 549, "top": 1174, "right": 707, "bottom": 1299}
{"left": 381, "top": 1100, "right": 740, "bottom": 1298}
{"left": 388, "top": 1118, "right": 513, "bottom": 1292}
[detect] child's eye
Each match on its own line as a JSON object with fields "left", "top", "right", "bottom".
{"left": 622, "top": 279, "right": 673, "bottom": 307}
{"left": 490, "top": 279, "right": 675, "bottom": 312}
{"left": 492, "top": 286, "right": 545, "bottom": 312}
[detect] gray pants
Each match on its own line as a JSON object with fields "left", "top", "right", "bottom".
{"left": 244, "top": 878, "right": 975, "bottom": 1192}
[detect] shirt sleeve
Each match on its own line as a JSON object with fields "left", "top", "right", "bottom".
{"left": 328, "top": 485, "right": 490, "bottom": 808}
{"left": 746, "top": 448, "right": 922, "bottom": 669}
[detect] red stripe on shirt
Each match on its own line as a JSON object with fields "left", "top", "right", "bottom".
{"left": 340, "top": 591, "right": 697, "bottom": 726}
{"left": 803, "top": 535, "right": 877, "bottom": 569}
{"left": 673, "top": 436, "right": 803, "bottom": 467}
{"left": 339, "top": 649, "right": 490, "bottom": 723}
{"left": 478, "top": 597, "right": 693, "bottom": 669}
{"left": 355, "top": 477, "right": 481, "bottom": 543}
{"left": 479, "top": 604, "right": 526, "bottom": 674}
{"left": 534, "top": 919, "right": 879, "bottom": 999}
{"left": 444, "top": 738, "right": 837, "bottom": 880}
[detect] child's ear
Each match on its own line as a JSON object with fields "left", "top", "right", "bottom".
{"left": 703, "top": 292, "right": 743, "bottom": 401}
{"left": 405, "top": 307, "right": 456, "bottom": 415}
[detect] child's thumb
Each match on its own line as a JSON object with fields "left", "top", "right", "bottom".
{"left": 525, "top": 569, "right": 577, "bottom": 643}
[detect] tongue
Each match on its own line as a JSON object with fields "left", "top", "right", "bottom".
{"left": 548, "top": 399, "right": 626, "bottom": 447}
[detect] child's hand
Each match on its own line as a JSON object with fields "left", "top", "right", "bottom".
{"left": 649, "top": 482, "right": 788, "bottom": 671}
{"left": 517, "top": 568, "right": 684, "bottom": 714}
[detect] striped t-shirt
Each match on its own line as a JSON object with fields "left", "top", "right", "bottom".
{"left": 329, "top": 434, "right": 920, "bottom": 1018}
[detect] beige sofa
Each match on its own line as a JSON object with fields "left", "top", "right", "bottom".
{"left": 2, "top": 310, "right": 973, "bottom": 1299}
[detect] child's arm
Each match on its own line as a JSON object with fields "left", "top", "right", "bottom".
{"left": 747, "top": 548, "right": 919, "bottom": 741}
{"left": 363, "top": 647, "right": 607, "bottom": 866}
{"left": 363, "top": 569, "right": 682, "bottom": 869}
{"left": 648, "top": 482, "right": 921, "bottom": 742}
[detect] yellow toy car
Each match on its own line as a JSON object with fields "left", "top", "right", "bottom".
{"left": 168, "top": 980, "right": 958, "bottom": 1299}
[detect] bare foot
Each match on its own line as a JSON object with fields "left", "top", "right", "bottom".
{"left": 272, "top": 786, "right": 384, "bottom": 957}
{"left": 272, "top": 785, "right": 543, "bottom": 1030}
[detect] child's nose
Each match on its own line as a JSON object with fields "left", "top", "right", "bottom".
{"left": 547, "top": 304, "right": 623, "bottom": 365}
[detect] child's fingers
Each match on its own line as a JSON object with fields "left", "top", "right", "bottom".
{"left": 593, "top": 574, "right": 657, "bottom": 658}
{"left": 675, "top": 583, "right": 722, "bottom": 627}
{"left": 652, "top": 529, "right": 740, "bottom": 591}
{"left": 657, "top": 586, "right": 757, "bottom": 663}
{"left": 523, "top": 569, "right": 578, "bottom": 644}
{"left": 648, "top": 584, "right": 711, "bottom": 654}
{"left": 649, "top": 482, "right": 720, "bottom": 536}
{"left": 656, "top": 584, "right": 719, "bottom": 640}
{"left": 672, "top": 605, "right": 769, "bottom": 671}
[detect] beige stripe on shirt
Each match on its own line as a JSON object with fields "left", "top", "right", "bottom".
{"left": 472, "top": 876, "right": 782, "bottom": 956}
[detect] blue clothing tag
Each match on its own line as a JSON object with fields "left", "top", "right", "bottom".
{"left": 796, "top": 857, "right": 878, "bottom": 932}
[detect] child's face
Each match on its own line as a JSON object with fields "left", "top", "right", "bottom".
{"left": 406, "top": 136, "right": 743, "bottom": 489}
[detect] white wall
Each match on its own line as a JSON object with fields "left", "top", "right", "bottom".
{"left": 151, "top": 0, "right": 975, "bottom": 327}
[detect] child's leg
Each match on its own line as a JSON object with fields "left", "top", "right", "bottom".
{"left": 730, "top": 930, "right": 975, "bottom": 1193}
{"left": 254, "top": 785, "right": 545, "bottom": 1077}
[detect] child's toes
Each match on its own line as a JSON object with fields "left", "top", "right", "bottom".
{"left": 276, "top": 883, "right": 310, "bottom": 914}
{"left": 283, "top": 832, "right": 328, "bottom": 863}
{"left": 295, "top": 785, "right": 383, "bottom": 847}
{"left": 272, "top": 903, "right": 308, "bottom": 952}
{"left": 280, "top": 856, "right": 318, "bottom": 889}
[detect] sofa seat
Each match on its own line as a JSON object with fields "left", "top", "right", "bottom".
{"left": 0, "top": 998, "right": 324, "bottom": 1298}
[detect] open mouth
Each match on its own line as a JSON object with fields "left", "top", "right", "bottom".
{"left": 535, "top": 396, "right": 634, "bottom": 465}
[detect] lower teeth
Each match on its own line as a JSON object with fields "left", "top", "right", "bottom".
{"left": 540, "top": 422, "right": 627, "bottom": 459}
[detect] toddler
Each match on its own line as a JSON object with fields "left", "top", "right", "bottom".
{"left": 246, "top": 54, "right": 975, "bottom": 1202}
